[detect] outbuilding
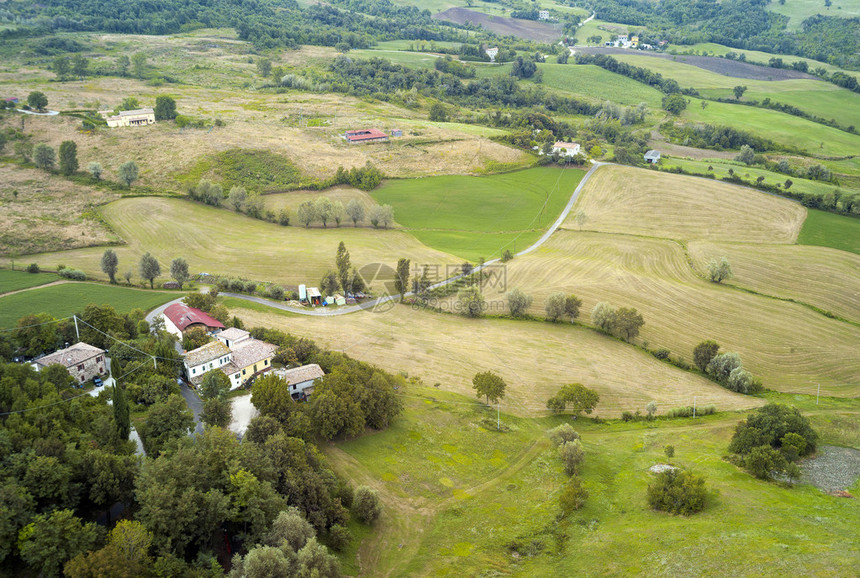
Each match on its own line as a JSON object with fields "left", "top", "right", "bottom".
{"left": 344, "top": 129, "right": 389, "bottom": 144}
{"left": 644, "top": 150, "right": 661, "bottom": 164}
{"left": 275, "top": 364, "right": 325, "bottom": 401}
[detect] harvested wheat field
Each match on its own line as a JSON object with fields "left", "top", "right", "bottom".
{"left": 264, "top": 186, "right": 379, "bottom": 218}
{"left": 228, "top": 303, "right": 761, "bottom": 418}
{"left": 13, "top": 196, "right": 459, "bottom": 288}
{"left": 566, "top": 165, "right": 807, "bottom": 243}
{"left": 480, "top": 231, "right": 860, "bottom": 397}
{"left": 688, "top": 241, "right": 860, "bottom": 323}
{"left": 0, "top": 164, "right": 120, "bottom": 255}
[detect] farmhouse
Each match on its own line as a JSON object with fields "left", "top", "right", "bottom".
{"left": 552, "top": 141, "right": 581, "bottom": 157}
{"left": 344, "top": 129, "right": 389, "bottom": 144}
{"left": 33, "top": 342, "right": 106, "bottom": 385}
{"left": 186, "top": 328, "right": 278, "bottom": 389}
{"left": 161, "top": 303, "right": 225, "bottom": 340}
{"left": 486, "top": 46, "right": 499, "bottom": 62}
{"left": 644, "top": 150, "right": 662, "bottom": 164}
{"left": 275, "top": 363, "right": 325, "bottom": 401}
{"left": 99, "top": 108, "right": 156, "bottom": 128}
{"left": 538, "top": 10, "right": 550, "bottom": 20}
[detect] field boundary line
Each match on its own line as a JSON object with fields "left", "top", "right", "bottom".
{"left": 0, "top": 279, "right": 68, "bottom": 297}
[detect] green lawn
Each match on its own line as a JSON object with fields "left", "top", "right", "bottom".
{"left": 767, "top": 0, "right": 860, "bottom": 30}
{"left": 0, "top": 269, "right": 58, "bottom": 294}
{"left": 0, "top": 283, "right": 177, "bottom": 328}
{"left": 798, "top": 209, "right": 860, "bottom": 255}
{"left": 682, "top": 98, "right": 860, "bottom": 157}
{"left": 371, "top": 167, "right": 586, "bottom": 261}
{"left": 539, "top": 63, "right": 664, "bottom": 107}
{"left": 331, "top": 388, "right": 860, "bottom": 576}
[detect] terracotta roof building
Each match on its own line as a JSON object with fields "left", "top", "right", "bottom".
{"left": 184, "top": 335, "right": 278, "bottom": 389}
{"left": 161, "top": 303, "right": 225, "bottom": 339}
{"left": 344, "top": 129, "right": 389, "bottom": 144}
{"left": 33, "top": 342, "right": 106, "bottom": 384}
{"left": 184, "top": 341, "right": 232, "bottom": 385}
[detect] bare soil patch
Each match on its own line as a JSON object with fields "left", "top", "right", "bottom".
{"left": 573, "top": 47, "right": 818, "bottom": 81}
{"left": 0, "top": 164, "right": 119, "bottom": 256}
{"left": 434, "top": 8, "right": 562, "bottom": 43}
{"left": 801, "top": 445, "right": 860, "bottom": 494}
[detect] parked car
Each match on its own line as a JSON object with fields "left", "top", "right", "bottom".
{"left": 93, "top": 376, "right": 103, "bottom": 388}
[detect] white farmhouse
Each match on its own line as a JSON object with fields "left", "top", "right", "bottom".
{"left": 551, "top": 141, "right": 581, "bottom": 157}
{"left": 486, "top": 47, "right": 499, "bottom": 62}
{"left": 99, "top": 108, "right": 156, "bottom": 128}
{"left": 539, "top": 10, "right": 550, "bottom": 21}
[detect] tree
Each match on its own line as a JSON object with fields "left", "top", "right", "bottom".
{"left": 693, "top": 340, "right": 720, "bottom": 372}
{"left": 545, "top": 292, "right": 566, "bottom": 322}
{"left": 728, "top": 404, "right": 818, "bottom": 458}
{"left": 559, "top": 477, "right": 588, "bottom": 515}
{"left": 251, "top": 374, "right": 294, "bottom": 422}
{"left": 744, "top": 445, "right": 788, "bottom": 479}
{"left": 735, "top": 144, "right": 755, "bottom": 165}
{"left": 131, "top": 52, "right": 147, "bottom": 78}
{"left": 428, "top": 102, "right": 448, "bottom": 122}
{"left": 18, "top": 509, "right": 104, "bottom": 577}
{"left": 332, "top": 201, "right": 344, "bottom": 227}
{"left": 320, "top": 270, "right": 339, "bottom": 296}
{"left": 369, "top": 204, "right": 394, "bottom": 229}
{"left": 124, "top": 270, "right": 133, "bottom": 285}
{"left": 202, "top": 398, "right": 232, "bottom": 428}
{"left": 507, "top": 288, "right": 533, "bottom": 317}
{"left": 706, "top": 352, "right": 743, "bottom": 383}
{"left": 336, "top": 242, "right": 351, "bottom": 294}
{"left": 472, "top": 370, "right": 506, "bottom": 405}
{"left": 54, "top": 56, "right": 71, "bottom": 80}
{"left": 118, "top": 161, "right": 139, "bottom": 187}
{"left": 335, "top": 42, "right": 351, "bottom": 54}
{"left": 154, "top": 95, "right": 177, "bottom": 121}
{"left": 574, "top": 210, "right": 587, "bottom": 231}
{"left": 315, "top": 197, "right": 334, "bottom": 228}
{"left": 138, "top": 394, "right": 194, "bottom": 455}
{"left": 139, "top": 252, "right": 161, "bottom": 288}
{"left": 707, "top": 256, "right": 733, "bottom": 283}
{"left": 100, "top": 249, "right": 119, "bottom": 283}
{"left": 353, "top": 486, "right": 381, "bottom": 524}
{"left": 547, "top": 383, "right": 600, "bottom": 415}
{"left": 114, "top": 383, "right": 131, "bottom": 440}
{"left": 170, "top": 257, "right": 190, "bottom": 289}
{"left": 256, "top": 58, "right": 272, "bottom": 78}
{"left": 34, "top": 144, "right": 56, "bottom": 171}
{"left": 15, "top": 141, "right": 33, "bottom": 162}
{"left": 116, "top": 55, "right": 130, "bottom": 76}
{"left": 394, "top": 258, "right": 410, "bottom": 297}
{"left": 664, "top": 445, "right": 675, "bottom": 461}
{"left": 58, "top": 141, "right": 78, "bottom": 175}
{"left": 564, "top": 295, "right": 582, "bottom": 321}
{"left": 266, "top": 507, "right": 315, "bottom": 551}
{"left": 646, "top": 401, "right": 658, "bottom": 419}
{"left": 297, "top": 200, "right": 316, "bottom": 227}
{"left": 71, "top": 54, "right": 88, "bottom": 79}
{"left": 548, "top": 423, "right": 580, "bottom": 446}
{"left": 661, "top": 93, "right": 687, "bottom": 115}
{"left": 457, "top": 285, "right": 485, "bottom": 317}
{"left": 558, "top": 439, "right": 585, "bottom": 475}
{"left": 200, "top": 370, "right": 231, "bottom": 400}
{"left": 647, "top": 470, "right": 708, "bottom": 515}
{"left": 591, "top": 302, "right": 616, "bottom": 332}
{"left": 228, "top": 186, "right": 248, "bottom": 211}
{"left": 27, "top": 91, "right": 48, "bottom": 111}
{"left": 613, "top": 307, "right": 644, "bottom": 341}
{"left": 784, "top": 179, "right": 793, "bottom": 190}
{"left": 345, "top": 198, "right": 365, "bottom": 226}
{"left": 65, "top": 520, "right": 152, "bottom": 578}
{"left": 733, "top": 85, "right": 748, "bottom": 100}
{"left": 88, "top": 162, "right": 103, "bottom": 180}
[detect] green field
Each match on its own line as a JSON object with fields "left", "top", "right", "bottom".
{"left": 767, "top": 0, "right": 860, "bottom": 30}
{"left": 682, "top": 98, "right": 860, "bottom": 157}
{"left": 0, "top": 283, "right": 177, "bottom": 328}
{"left": 798, "top": 209, "right": 860, "bottom": 254}
{"left": 329, "top": 388, "right": 860, "bottom": 576}
{"left": 577, "top": 18, "right": 633, "bottom": 45}
{"left": 371, "top": 167, "right": 586, "bottom": 261}
{"left": 0, "top": 269, "right": 58, "bottom": 294}
{"left": 350, "top": 49, "right": 441, "bottom": 70}
{"left": 540, "top": 63, "right": 664, "bottom": 107}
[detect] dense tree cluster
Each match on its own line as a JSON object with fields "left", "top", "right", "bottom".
{"left": 728, "top": 404, "right": 816, "bottom": 480}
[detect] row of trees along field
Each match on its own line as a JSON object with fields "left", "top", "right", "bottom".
{"left": 0, "top": 301, "right": 404, "bottom": 576}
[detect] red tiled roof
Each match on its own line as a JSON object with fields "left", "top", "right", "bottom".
{"left": 163, "top": 303, "right": 225, "bottom": 332}
{"left": 345, "top": 129, "right": 389, "bottom": 142}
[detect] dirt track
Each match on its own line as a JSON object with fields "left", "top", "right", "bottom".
{"left": 433, "top": 8, "right": 562, "bottom": 43}
{"left": 573, "top": 47, "right": 819, "bottom": 82}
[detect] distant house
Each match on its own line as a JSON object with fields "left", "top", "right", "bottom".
{"left": 538, "top": 10, "right": 550, "bottom": 20}
{"left": 275, "top": 363, "right": 325, "bottom": 401}
{"left": 630, "top": 36, "right": 639, "bottom": 48}
{"left": 186, "top": 329, "right": 278, "bottom": 389}
{"left": 5, "top": 97, "right": 19, "bottom": 105}
{"left": 100, "top": 108, "right": 156, "bottom": 128}
{"left": 486, "top": 47, "right": 499, "bottom": 62}
{"left": 33, "top": 342, "right": 106, "bottom": 384}
{"left": 644, "top": 150, "right": 661, "bottom": 164}
{"left": 344, "top": 129, "right": 389, "bottom": 144}
{"left": 551, "top": 141, "right": 581, "bottom": 157}
{"left": 161, "top": 303, "right": 226, "bottom": 340}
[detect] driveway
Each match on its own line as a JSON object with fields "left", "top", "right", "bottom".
{"left": 180, "top": 382, "right": 204, "bottom": 435}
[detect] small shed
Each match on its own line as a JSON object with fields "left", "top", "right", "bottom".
{"left": 307, "top": 287, "right": 322, "bottom": 306}
{"left": 644, "top": 150, "right": 661, "bottom": 164}
{"left": 391, "top": 128, "right": 403, "bottom": 137}
{"left": 299, "top": 284, "right": 307, "bottom": 302}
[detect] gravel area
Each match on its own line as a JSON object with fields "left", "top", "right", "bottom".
{"left": 230, "top": 393, "right": 259, "bottom": 437}
{"left": 649, "top": 464, "right": 678, "bottom": 474}
{"left": 801, "top": 445, "right": 860, "bottom": 494}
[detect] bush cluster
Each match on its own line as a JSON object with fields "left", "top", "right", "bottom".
{"left": 58, "top": 267, "right": 86, "bottom": 281}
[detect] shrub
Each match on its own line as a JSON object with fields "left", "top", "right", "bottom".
{"left": 558, "top": 439, "right": 584, "bottom": 476}
{"left": 58, "top": 267, "right": 86, "bottom": 281}
{"left": 327, "top": 524, "right": 352, "bottom": 552}
{"left": 647, "top": 470, "right": 708, "bottom": 515}
{"left": 353, "top": 486, "right": 381, "bottom": 524}
{"left": 268, "top": 285, "right": 285, "bottom": 300}
{"left": 744, "top": 444, "right": 787, "bottom": 479}
{"left": 559, "top": 477, "right": 588, "bottom": 516}
{"left": 548, "top": 423, "right": 580, "bottom": 446}
{"left": 507, "top": 288, "right": 533, "bottom": 318}
{"left": 728, "top": 404, "right": 817, "bottom": 458}
{"left": 652, "top": 348, "right": 670, "bottom": 360}
{"left": 26, "top": 263, "right": 40, "bottom": 273}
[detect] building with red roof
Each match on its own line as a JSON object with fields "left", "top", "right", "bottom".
{"left": 161, "top": 303, "right": 225, "bottom": 339}
{"left": 344, "top": 129, "right": 389, "bottom": 144}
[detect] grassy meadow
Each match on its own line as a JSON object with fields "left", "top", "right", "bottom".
{"left": 0, "top": 269, "right": 58, "bottom": 294}
{"left": 539, "top": 63, "right": 664, "bottom": 107}
{"left": 798, "top": 209, "right": 860, "bottom": 254}
{"left": 326, "top": 388, "right": 860, "bottom": 576}
{"left": 371, "top": 167, "right": 586, "bottom": 260}
{"left": 0, "top": 282, "right": 176, "bottom": 328}
{"left": 766, "top": 0, "right": 860, "bottom": 30}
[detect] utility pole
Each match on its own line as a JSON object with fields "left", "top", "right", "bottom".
{"left": 816, "top": 383, "right": 820, "bottom": 406}
{"left": 497, "top": 401, "right": 500, "bottom": 431}
{"left": 73, "top": 315, "right": 80, "bottom": 342}
{"left": 152, "top": 356, "right": 157, "bottom": 370}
